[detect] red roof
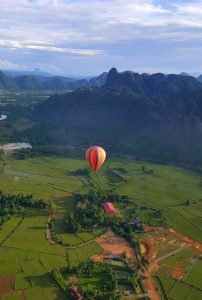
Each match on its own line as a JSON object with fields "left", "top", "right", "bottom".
{"left": 70, "top": 288, "right": 82, "bottom": 300}
{"left": 102, "top": 202, "right": 117, "bottom": 213}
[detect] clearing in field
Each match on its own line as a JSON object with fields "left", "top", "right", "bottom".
{"left": 170, "top": 267, "right": 184, "bottom": 279}
{"left": 92, "top": 230, "right": 136, "bottom": 261}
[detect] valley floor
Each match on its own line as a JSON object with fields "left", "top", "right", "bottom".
{"left": 0, "top": 155, "right": 201, "bottom": 299}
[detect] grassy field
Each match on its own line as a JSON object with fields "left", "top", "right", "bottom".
{"left": 1, "top": 155, "right": 202, "bottom": 242}
{"left": 108, "top": 159, "right": 202, "bottom": 242}
{"left": 154, "top": 241, "right": 202, "bottom": 300}
{"left": 0, "top": 210, "right": 68, "bottom": 299}
{"left": 156, "top": 246, "right": 199, "bottom": 277}
{"left": 185, "top": 258, "right": 202, "bottom": 289}
{"left": 78, "top": 264, "right": 135, "bottom": 298}
{"left": 0, "top": 155, "right": 106, "bottom": 299}
{"left": 0, "top": 155, "right": 202, "bottom": 298}
{"left": 1, "top": 155, "right": 202, "bottom": 244}
{"left": 154, "top": 275, "right": 202, "bottom": 300}
{"left": 0, "top": 207, "right": 102, "bottom": 299}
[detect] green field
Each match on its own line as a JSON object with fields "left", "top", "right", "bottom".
{"left": 1, "top": 295, "right": 22, "bottom": 300}
{"left": 156, "top": 247, "right": 200, "bottom": 278}
{"left": 154, "top": 244, "right": 202, "bottom": 300}
{"left": 0, "top": 155, "right": 202, "bottom": 299}
{"left": 109, "top": 159, "right": 202, "bottom": 242}
{"left": 154, "top": 275, "right": 202, "bottom": 300}
{"left": 0, "top": 210, "right": 68, "bottom": 299}
{"left": 185, "top": 258, "right": 202, "bottom": 289}
{"left": 78, "top": 264, "right": 135, "bottom": 298}
{"left": 0, "top": 208, "right": 102, "bottom": 299}
{"left": 2, "top": 155, "right": 202, "bottom": 241}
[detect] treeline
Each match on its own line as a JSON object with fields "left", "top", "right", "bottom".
{"left": 12, "top": 143, "right": 83, "bottom": 160}
{"left": 0, "top": 191, "right": 47, "bottom": 226}
{"left": 52, "top": 269, "right": 72, "bottom": 298}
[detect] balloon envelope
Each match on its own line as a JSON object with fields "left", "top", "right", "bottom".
{"left": 86, "top": 146, "right": 106, "bottom": 172}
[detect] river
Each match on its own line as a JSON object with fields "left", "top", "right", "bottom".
{"left": 0, "top": 142, "right": 32, "bottom": 151}
{"left": 0, "top": 114, "right": 7, "bottom": 121}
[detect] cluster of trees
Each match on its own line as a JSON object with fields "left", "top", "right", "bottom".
{"left": 52, "top": 269, "right": 71, "bottom": 297}
{"left": 13, "top": 193, "right": 47, "bottom": 209}
{"left": 66, "top": 190, "right": 129, "bottom": 232}
{"left": 76, "top": 189, "right": 129, "bottom": 204}
{"left": 48, "top": 220, "right": 65, "bottom": 245}
{"left": 0, "top": 191, "right": 47, "bottom": 226}
{"left": 13, "top": 148, "right": 34, "bottom": 160}
{"left": 139, "top": 206, "right": 167, "bottom": 227}
{"left": 82, "top": 289, "right": 121, "bottom": 300}
{"left": 108, "top": 168, "right": 129, "bottom": 185}
{"left": 78, "top": 262, "right": 121, "bottom": 300}
{"left": 130, "top": 271, "right": 140, "bottom": 290}
{"left": 111, "top": 220, "right": 136, "bottom": 244}
{"left": 66, "top": 205, "right": 105, "bottom": 232}
{"left": 142, "top": 166, "right": 154, "bottom": 175}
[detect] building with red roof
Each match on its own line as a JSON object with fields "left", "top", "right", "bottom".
{"left": 70, "top": 288, "right": 82, "bottom": 300}
{"left": 102, "top": 202, "right": 117, "bottom": 213}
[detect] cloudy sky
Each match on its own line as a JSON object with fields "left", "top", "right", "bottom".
{"left": 0, "top": 0, "right": 201, "bottom": 76}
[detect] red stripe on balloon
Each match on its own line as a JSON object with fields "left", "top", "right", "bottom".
{"left": 90, "top": 148, "right": 98, "bottom": 171}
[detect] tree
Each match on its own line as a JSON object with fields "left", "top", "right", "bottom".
{"left": 185, "top": 199, "right": 191, "bottom": 206}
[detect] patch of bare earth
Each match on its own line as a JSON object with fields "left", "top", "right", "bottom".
{"left": 140, "top": 237, "right": 160, "bottom": 300}
{"left": 170, "top": 267, "right": 185, "bottom": 280}
{"left": 141, "top": 237, "right": 158, "bottom": 261}
{"left": 0, "top": 275, "right": 14, "bottom": 294}
{"left": 144, "top": 225, "right": 202, "bottom": 252}
{"left": 91, "top": 230, "right": 136, "bottom": 261}
{"left": 142, "top": 224, "right": 202, "bottom": 300}
{"left": 168, "top": 228, "right": 202, "bottom": 252}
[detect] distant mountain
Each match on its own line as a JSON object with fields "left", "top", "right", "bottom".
{"left": 0, "top": 70, "right": 108, "bottom": 91}
{"left": 179, "top": 72, "right": 190, "bottom": 76}
{"left": 0, "top": 71, "right": 17, "bottom": 90}
{"left": 30, "top": 68, "right": 202, "bottom": 165}
{"left": 4, "top": 69, "right": 51, "bottom": 77}
{"left": 197, "top": 75, "right": 202, "bottom": 83}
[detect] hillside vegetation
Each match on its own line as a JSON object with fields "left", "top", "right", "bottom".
{"left": 28, "top": 68, "right": 202, "bottom": 166}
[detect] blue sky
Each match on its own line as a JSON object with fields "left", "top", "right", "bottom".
{"left": 0, "top": 0, "right": 201, "bottom": 76}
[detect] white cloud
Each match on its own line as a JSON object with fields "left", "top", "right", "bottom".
{"left": 0, "top": 39, "right": 104, "bottom": 55}
{"left": 0, "top": 0, "right": 202, "bottom": 74}
{"left": 0, "top": 0, "right": 202, "bottom": 51}
{"left": 0, "top": 58, "right": 62, "bottom": 75}
{"left": 0, "top": 59, "right": 28, "bottom": 70}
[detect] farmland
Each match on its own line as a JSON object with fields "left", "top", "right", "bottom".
{"left": 0, "top": 155, "right": 202, "bottom": 298}
{"left": 108, "top": 159, "right": 202, "bottom": 243}
{"left": 1, "top": 155, "right": 202, "bottom": 242}
{"left": 0, "top": 208, "right": 102, "bottom": 299}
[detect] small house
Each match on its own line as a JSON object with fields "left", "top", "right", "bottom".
{"left": 70, "top": 288, "right": 82, "bottom": 300}
{"left": 123, "top": 291, "right": 130, "bottom": 296}
{"left": 102, "top": 202, "right": 117, "bottom": 213}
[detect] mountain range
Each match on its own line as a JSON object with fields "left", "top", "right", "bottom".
{"left": 30, "top": 68, "right": 202, "bottom": 165}
{"left": 0, "top": 68, "right": 202, "bottom": 91}
{"left": 0, "top": 70, "right": 107, "bottom": 91}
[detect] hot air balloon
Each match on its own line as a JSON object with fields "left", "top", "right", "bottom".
{"left": 86, "top": 146, "right": 106, "bottom": 172}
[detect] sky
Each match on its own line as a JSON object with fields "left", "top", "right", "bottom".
{"left": 0, "top": 0, "right": 202, "bottom": 76}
